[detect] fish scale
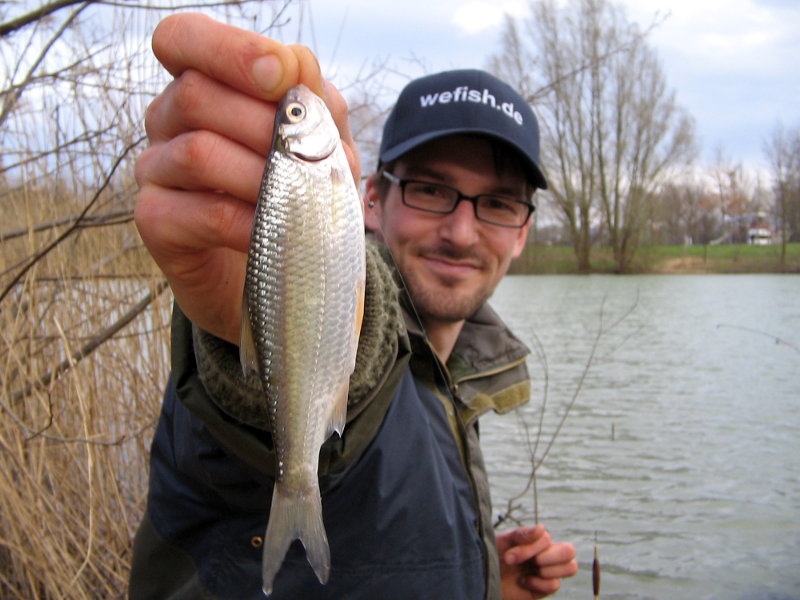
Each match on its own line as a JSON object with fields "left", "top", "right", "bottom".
{"left": 240, "top": 85, "right": 365, "bottom": 596}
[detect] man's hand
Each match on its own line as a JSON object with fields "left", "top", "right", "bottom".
{"left": 497, "top": 525, "right": 578, "bottom": 599}
{"left": 134, "top": 13, "right": 360, "bottom": 344}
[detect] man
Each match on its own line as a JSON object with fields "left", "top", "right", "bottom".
{"left": 132, "top": 13, "right": 577, "bottom": 600}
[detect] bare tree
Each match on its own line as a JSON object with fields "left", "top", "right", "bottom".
{"left": 489, "top": 0, "right": 695, "bottom": 272}
{"left": 696, "top": 151, "right": 751, "bottom": 244}
{"left": 339, "top": 58, "right": 399, "bottom": 186}
{"left": 764, "top": 122, "right": 800, "bottom": 267}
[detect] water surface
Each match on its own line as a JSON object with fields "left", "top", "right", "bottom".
{"left": 483, "top": 274, "right": 800, "bottom": 599}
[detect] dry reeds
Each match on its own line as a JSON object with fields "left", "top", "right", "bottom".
{"left": 1, "top": 2, "right": 396, "bottom": 596}
{"left": 0, "top": 121, "right": 177, "bottom": 596}
{"left": 0, "top": 2, "right": 280, "bottom": 597}
{"left": 1, "top": 178, "right": 172, "bottom": 598}
{"left": 1, "top": 3, "right": 167, "bottom": 593}
{"left": 0, "top": 11, "right": 165, "bottom": 593}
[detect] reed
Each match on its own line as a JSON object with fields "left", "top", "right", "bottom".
{"left": 1, "top": 175, "right": 172, "bottom": 598}
{"left": 1, "top": 3, "right": 214, "bottom": 593}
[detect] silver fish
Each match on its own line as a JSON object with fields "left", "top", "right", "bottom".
{"left": 240, "top": 84, "right": 365, "bottom": 595}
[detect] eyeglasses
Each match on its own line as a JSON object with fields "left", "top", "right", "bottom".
{"left": 381, "top": 172, "right": 534, "bottom": 228}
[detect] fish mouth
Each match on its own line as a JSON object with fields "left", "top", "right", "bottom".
{"left": 293, "top": 149, "right": 334, "bottom": 162}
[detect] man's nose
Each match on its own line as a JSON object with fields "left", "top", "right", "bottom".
{"left": 438, "top": 198, "right": 480, "bottom": 247}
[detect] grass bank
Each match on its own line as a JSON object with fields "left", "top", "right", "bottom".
{"left": 510, "top": 243, "right": 800, "bottom": 275}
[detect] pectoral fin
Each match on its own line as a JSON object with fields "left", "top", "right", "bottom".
{"left": 240, "top": 296, "right": 259, "bottom": 378}
{"left": 354, "top": 275, "right": 365, "bottom": 340}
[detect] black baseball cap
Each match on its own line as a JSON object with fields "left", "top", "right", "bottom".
{"left": 379, "top": 69, "right": 547, "bottom": 190}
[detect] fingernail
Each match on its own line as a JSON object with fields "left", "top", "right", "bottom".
{"left": 252, "top": 54, "right": 283, "bottom": 93}
{"left": 505, "top": 552, "right": 518, "bottom": 566}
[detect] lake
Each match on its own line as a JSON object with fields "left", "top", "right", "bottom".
{"left": 483, "top": 274, "right": 800, "bottom": 600}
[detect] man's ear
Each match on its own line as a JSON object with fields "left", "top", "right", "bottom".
{"left": 363, "top": 173, "right": 383, "bottom": 239}
{"left": 511, "top": 218, "right": 532, "bottom": 259}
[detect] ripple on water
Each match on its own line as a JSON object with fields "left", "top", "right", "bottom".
{"left": 484, "top": 274, "right": 800, "bottom": 599}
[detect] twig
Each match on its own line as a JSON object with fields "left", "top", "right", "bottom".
{"left": 0, "top": 0, "right": 93, "bottom": 38}
{"left": 100, "top": 0, "right": 267, "bottom": 10}
{"left": 0, "top": 136, "right": 145, "bottom": 304}
{"left": 0, "top": 209, "right": 133, "bottom": 242}
{"left": 29, "top": 273, "right": 152, "bottom": 282}
{"left": 495, "top": 331, "right": 549, "bottom": 527}
{"left": 0, "top": 2, "right": 93, "bottom": 128}
{"left": 717, "top": 323, "right": 799, "bottom": 353}
{"left": 4, "top": 279, "right": 169, "bottom": 408}
{"left": 534, "top": 294, "right": 638, "bottom": 472}
{"left": 496, "top": 292, "right": 638, "bottom": 527}
{"left": 0, "top": 127, "right": 114, "bottom": 176}
{"left": 57, "top": 313, "right": 95, "bottom": 586}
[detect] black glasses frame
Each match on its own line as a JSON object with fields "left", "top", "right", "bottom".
{"left": 381, "top": 171, "right": 534, "bottom": 228}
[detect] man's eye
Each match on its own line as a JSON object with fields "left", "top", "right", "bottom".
{"left": 417, "top": 183, "right": 445, "bottom": 197}
{"left": 483, "top": 197, "right": 516, "bottom": 212}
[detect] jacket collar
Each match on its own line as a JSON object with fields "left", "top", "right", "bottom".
{"left": 401, "top": 292, "right": 531, "bottom": 424}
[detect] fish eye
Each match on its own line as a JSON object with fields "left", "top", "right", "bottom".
{"left": 286, "top": 102, "right": 305, "bottom": 122}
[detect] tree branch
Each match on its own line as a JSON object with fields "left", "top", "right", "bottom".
{"left": 0, "top": 209, "right": 133, "bottom": 243}
{"left": 0, "top": 0, "right": 96, "bottom": 38}
{"left": 0, "top": 135, "right": 146, "bottom": 303}
{"left": 4, "top": 279, "right": 169, "bottom": 407}
{"left": 0, "top": 2, "right": 93, "bottom": 128}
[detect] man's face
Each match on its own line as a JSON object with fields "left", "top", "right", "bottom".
{"left": 365, "top": 135, "right": 532, "bottom": 326}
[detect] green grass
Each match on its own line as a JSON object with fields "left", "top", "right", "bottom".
{"left": 510, "top": 243, "right": 800, "bottom": 274}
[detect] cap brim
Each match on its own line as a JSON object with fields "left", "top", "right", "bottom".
{"left": 379, "top": 128, "right": 548, "bottom": 191}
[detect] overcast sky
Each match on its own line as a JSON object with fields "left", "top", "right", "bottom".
{"left": 283, "top": 0, "right": 799, "bottom": 174}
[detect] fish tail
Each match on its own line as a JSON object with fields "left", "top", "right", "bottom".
{"left": 261, "top": 481, "right": 330, "bottom": 596}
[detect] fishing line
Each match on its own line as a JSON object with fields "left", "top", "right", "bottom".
{"left": 366, "top": 181, "right": 454, "bottom": 386}
{"left": 367, "top": 182, "right": 540, "bottom": 530}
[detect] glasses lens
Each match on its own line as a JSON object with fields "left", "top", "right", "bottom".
{"left": 476, "top": 196, "right": 530, "bottom": 227}
{"left": 403, "top": 181, "right": 458, "bottom": 213}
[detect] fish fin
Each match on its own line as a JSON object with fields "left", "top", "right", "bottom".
{"left": 327, "top": 379, "right": 348, "bottom": 438}
{"left": 262, "top": 481, "right": 330, "bottom": 596}
{"left": 354, "top": 277, "right": 365, "bottom": 341}
{"left": 324, "top": 278, "right": 363, "bottom": 439}
{"left": 239, "top": 296, "right": 259, "bottom": 378}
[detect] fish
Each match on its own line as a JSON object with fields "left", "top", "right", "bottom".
{"left": 240, "top": 84, "right": 366, "bottom": 596}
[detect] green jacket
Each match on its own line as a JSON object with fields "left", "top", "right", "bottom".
{"left": 129, "top": 242, "right": 531, "bottom": 599}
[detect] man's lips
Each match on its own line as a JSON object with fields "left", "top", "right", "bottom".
{"left": 420, "top": 252, "right": 482, "bottom": 280}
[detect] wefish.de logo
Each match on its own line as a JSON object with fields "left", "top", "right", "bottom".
{"left": 418, "top": 86, "right": 524, "bottom": 126}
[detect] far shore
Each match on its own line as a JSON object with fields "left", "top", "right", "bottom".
{"left": 509, "top": 243, "right": 800, "bottom": 275}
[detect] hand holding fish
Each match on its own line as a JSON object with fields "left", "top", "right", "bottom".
{"left": 134, "top": 13, "right": 361, "bottom": 345}
{"left": 497, "top": 524, "right": 578, "bottom": 599}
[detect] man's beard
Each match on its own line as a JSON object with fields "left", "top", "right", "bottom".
{"left": 403, "top": 244, "right": 494, "bottom": 324}
{"left": 407, "top": 280, "right": 490, "bottom": 323}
